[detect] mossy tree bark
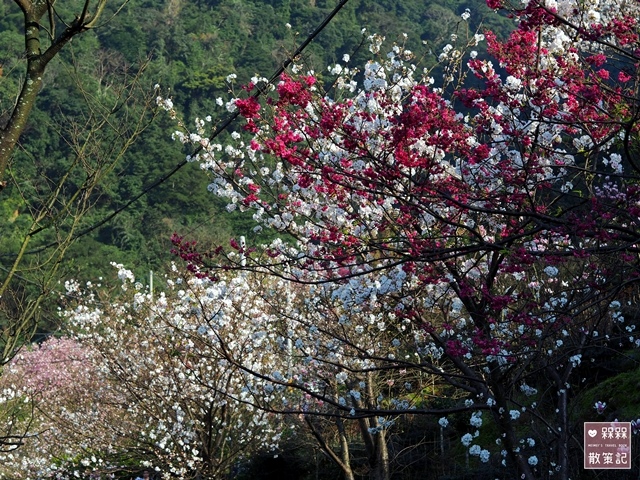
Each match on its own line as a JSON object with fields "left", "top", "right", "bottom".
{"left": 0, "top": 0, "right": 109, "bottom": 190}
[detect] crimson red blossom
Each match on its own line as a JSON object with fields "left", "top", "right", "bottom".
{"left": 234, "top": 96, "right": 261, "bottom": 119}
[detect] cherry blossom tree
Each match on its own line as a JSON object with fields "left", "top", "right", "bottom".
{"left": 161, "top": 0, "right": 640, "bottom": 478}
{"left": 0, "top": 336, "right": 128, "bottom": 479}
{"left": 61, "top": 267, "right": 287, "bottom": 479}
{"left": 65, "top": 265, "right": 467, "bottom": 480}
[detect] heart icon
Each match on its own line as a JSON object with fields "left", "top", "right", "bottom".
{"left": 588, "top": 430, "right": 597, "bottom": 438}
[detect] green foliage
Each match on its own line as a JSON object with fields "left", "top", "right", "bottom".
{"left": 574, "top": 354, "right": 640, "bottom": 422}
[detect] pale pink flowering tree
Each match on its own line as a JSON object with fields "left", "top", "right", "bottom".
{"left": 0, "top": 336, "right": 128, "bottom": 479}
